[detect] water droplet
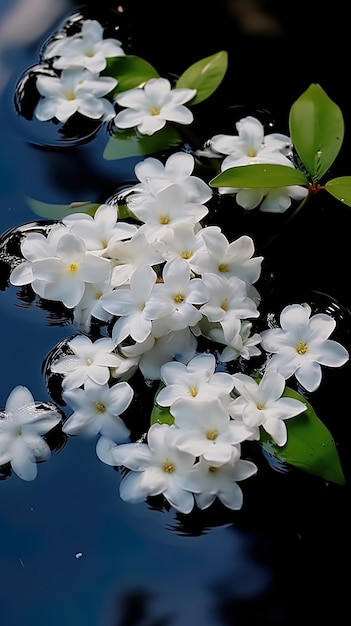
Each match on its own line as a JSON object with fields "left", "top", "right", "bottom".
{"left": 75, "top": 552, "right": 83, "bottom": 559}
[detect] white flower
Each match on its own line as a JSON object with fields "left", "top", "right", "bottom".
{"left": 191, "top": 229, "right": 263, "bottom": 287}
{"left": 128, "top": 184, "right": 208, "bottom": 242}
{"left": 0, "top": 386, "right": 61, "bottom": 481}
{"left": 173, "top": 399, "right": 252, "bottom": 465}
{"left": 230, "top": 369, "right": 307, "bottom": 446}
{"left": 199, "top": 273, "right": 259, "bottom": 331}
{"left": 150, "top": 257, "right": 208, "bottom": 331}
{"left": 51, "top": 334, "right": 122, "bottom": 390}
{"left": 100, "top": 264, "right": 171, "bottom": 345}
{"left": 114, "top": 77, "right": 196, "bottom": 135}
{"left": 43, "top": 19, "right": 125, "bottom": 72}
{"left": 62, "top": 379, "right": 133, "bottom": 440}
{"left": 185, "top": 455, "right": 258, "bottom": 510}
{"left": 34, "top": 68, "right": 117, "bottom": 123}
{"left": 126, "top": 152, "right": 213, "bottom": 203}
{"left": 160, "top": 223, "right": 206, "bottom": 265}
{"left": 260, "top": 303, "right": 349, "bottom": 392}
{"left": 156, "top": 352, "right": 235, "bottom": 411}
{"left": 63, "top": 204, "right": 137, "bottom": 253}
{"left": 96, "top": 423, "right": 196, "bottom": 513}
{"left": 207, "top": 319, "right": 262, "bottom": 362}
{"left": 209, "top": 115, "right": 292, "bottom": 168}
{"left": 229, "top": 184, "right": 308, "bottom": 213}
{"left": 121, "top": 328, "right": 198, "bottom": 380}
{"left": 106, "top": 230, "right": 166, "bottom": 288}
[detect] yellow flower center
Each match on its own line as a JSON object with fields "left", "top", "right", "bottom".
{"left": 67, "top": 263, "right": 78, "bottom": 273}
{"left": 174, "top": 293, "right": 185, "bottom": 304}
{"left": 180, "top": 250, "right": 193, "bottom": 259}
{"left": 218, "top": 263, "right": 229, "bottom": 273}
{"left": 85, "top": 50, "right": 96, "bottom": 58}
{"left": 220, "top": 298, "right": 229, "bottom": 311}
{"left": 247, "top": 148, "right": 257, "bottom": 157}
{"left": 93, "top": 401, "right": 106, "bottom": 414}
{"left": 101, "top": 239, "right": 108, "bottom": 248}
{"left": 16, "top": 428, "right": 23, "bottom": 437}
{"left": 162, "top": 459, "right": 175, "bottom": 473}
{"left": 159, "top": 215, "right": 170, "bottom": 224}
{"left": 190, "top": 385, "right": 198, "bottom": 397}
{"left": 66, "top": 89, "right": 76, "bottom": 101}
{"left": 149, "top": 106, "right": 161, "bottom": 116}
{"left": 208, "top": 466, "right": 218, "bottom": 473}
{"left": 206, "top": 429, "right": 218, "bottom": 441}
{"left": 86, "top": 358, "right": 93, "bottom": 366}
{"left": 296, "top": 339, "right": 308, "bottom": 355}
{"left": 257, "top": 403, "right": 265, "bottom": 410}
{"left": 95, "top": 291, "right": 103, "bottom": 300}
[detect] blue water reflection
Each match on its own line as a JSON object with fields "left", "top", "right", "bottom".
{"left": 0, "top": 2, "right": 350, "bottom": 626}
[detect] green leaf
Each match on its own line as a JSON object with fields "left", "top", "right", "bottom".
{"left": 103, "top": 55, "right": 160, "bottom": 97}
{"left": 150, "top": 403, "right": 174, "bottom": 426}
{"left": 175, "top": 51, "right": 228, "bottom": 105}
{"left": 210, "top": 163, "right": 309, "bottom": 188}
{"left": 259, "top": 386, "right": 346, "bottom": 485}
{"left": 325, "top": 176, "right": 351, "bottom": 207}
{"left": 103, "top": 125, "right": 182, "bottom": 160}
{"left": 26, "top": 197, "right": 99, "bottom": 219}
{"left": 289, "top": 83, "right": 344, "bottom": 182}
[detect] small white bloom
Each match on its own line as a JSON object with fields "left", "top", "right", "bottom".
{"left": 207, "top": 319, "right": 262, "bottom": 362}
{"left": 51, "top": 334, "right": 122, "bottom": 390}
{"left": 191, "top": 228, "right": 263, "bottom": 287}
{"left": 62, "top": 379, "right": 133, "bottom": 440}
{"left": 230, "top": 369, "right": 307, "bottom": 446}
{"left": 114, "top": 77, "right": 196, "bottom": 135}
{"left": 173, "top": 399, "right": 253, "bottom": 465}
{"left": 96, "top": 423, "right": 196, "bottom": 513}
{"left": 43, "top": 19, "right": 125, "bottom": 72}
{"left": 260, "top": 303, "right": 349, "bottom": 392}
{"left": 160, "top": 223, "right": 206, "bottom": 265}
{"left": 100, "top": 264, "right": 171, "bottom": 345}
{"left": 121, "top": 327, "right": 198, "bottom": 380}
{"left": 34, "top": 68, "right": 117, "bottom": 123}
{"left": 157, "top": 352, "right": 234, "bottom": 411}
{"left": 129, "top": 184, "right": 208, "bottom": 242}
{"left": 0, "top": 386, "right": 61, "bottom": 481}
{"left": 209, "top": 115, "right": 292, "bottom": 168}
{"left": 199, "top": 273, "right": 259, "bottom": 330}
{"left": 63, "top": 204, "right": 137, "bottom": 253}
{"left": 106, "top": 230, "right": 166, "bottom": 288}
{"left": 126, "top": 152, "right": 213, "bottom": 203}
{"left": 185, "top": 455, "right": 258, "bottom": 510}
{"left": 150, "top": 257, "right": 208, "bottom": 331}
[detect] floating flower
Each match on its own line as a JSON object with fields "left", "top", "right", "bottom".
{"left": 96, "top": 423, "right": 196, "bottom": 513}
{"left": 206, "top": 318, "right": 262, "bottom": 362}
{"left": 62, "top": 379, "right": 133, "bottom": 440}
{"left": 0, "top": 386, "right": 62, "bottom": 481}
{"left": 127, "top": 152, "right": 213, "bottom": 203}
{"left": 172, "top": 399, "right": 252, "bottom": 465}
{"left": 156, "top": 352, "right": 235, "bottom": 411}
{"left": 199, "top": 273, "right": 259, "bottom": 332}
{"left": 260, "top": 303, "right": 349, "bottom": 392}
{"left": 208, "top": 115, "right": 292, "bottom": 168}
{"left": 51, "top": 335, "right": 122, "bottom": 390}
{"left": 228, "top": 184, "right": 309, "bottom": 213}
{"left": 34, "top": 68, "right": 117, "bottom": 123}
{"left": 185, "top": 455, "right": 258, "bottom": 510}
{"left": 114, "top": 77, "right": 196, "bottom": 135}
{"left": 43, "top": 19, "right": 125, "bottom": 72}
{"left": 230, "top": 368, "right": 307, "bottom": 446}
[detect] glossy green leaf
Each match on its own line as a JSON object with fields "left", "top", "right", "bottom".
{"left": 325, "top": 176, "right": 351, "bottom": 207}
{"left": 175, "top": 51, "right": 228, "bottom": 105}
{"left": 289, "top": 83, "right": 344, "bottom": 182}
{"left": 150, "top": 403, "right": 174, "bottom": 426}
{"left": 210, "top": 163, "right": 309, "bottom": 188}
{"left": 103, "top": 125, "right": 182, "bottom": 160}
{"left": 103, "top": 55, "right": 159, "bottom": 97}
{"left": 259, "top": 386, "right": 346, "bottom": 485}
{"left": 26, "top": 197, "right": 99, "bottom": 219}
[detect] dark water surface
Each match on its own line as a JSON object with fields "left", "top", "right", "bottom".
{"left": 0, "top": 2, "right": 350, "bottom": 625}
